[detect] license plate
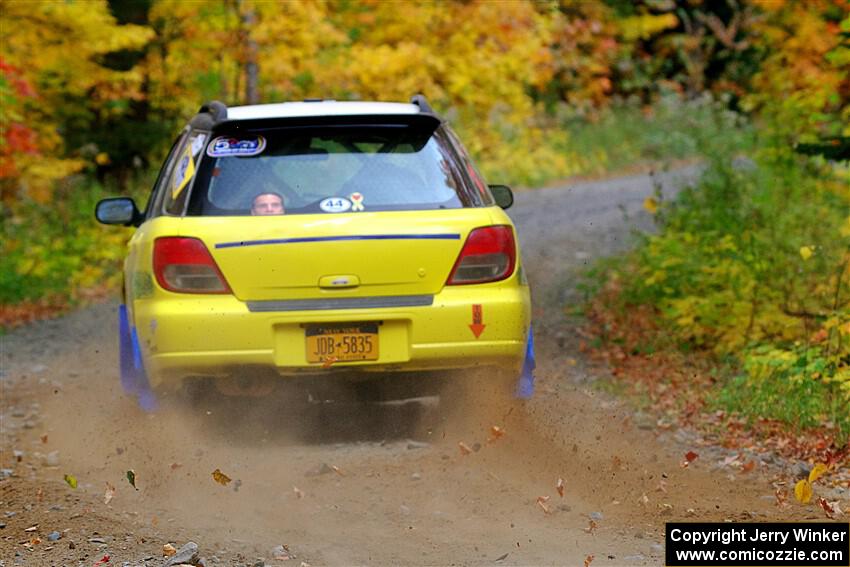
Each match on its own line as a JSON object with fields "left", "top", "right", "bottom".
{"left": 305, "top": 323, "right": 379, "bottom": 363}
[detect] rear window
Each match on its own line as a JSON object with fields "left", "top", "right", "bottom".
{"left": 186, "top": 122, "right": 483, "bottom": 216}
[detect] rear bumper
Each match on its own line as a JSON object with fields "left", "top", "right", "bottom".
{"left": 132, "top": 285, "right": 530, "bottom": 389}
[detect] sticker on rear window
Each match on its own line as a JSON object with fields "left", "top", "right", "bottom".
{"left": 171, "top": 144, "right": 196, "bottom": 199}
{"left": 190, "top": 133, "right": 207, "bottom": 156}
{"left": 319, "top": 197, "right": 352, "bottom": 213}
{"left": 350, "top": 192, "right": 365, "bottom": 211}
{"left": 207, "top": 136, "right": 266, "bottom": 157}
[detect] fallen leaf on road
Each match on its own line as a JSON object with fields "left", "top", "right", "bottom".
{"left": 794, "top": 479, "right": 813, "bottom": 504}
{"left": 293, "top": 486, "right": 305, "bottom": 499}
{"left": 556, "top": 477, "right": 565, "bottom": 498}
{"left": 808, "top": 463, "right": 828, "bottom": 483}
{"left": 331, "top": 465, "right": 345, "bottom": 476}
{"left": 584, "top": 554, "right": 594, "bottom": 567}
{"left": 211, "top": 468, "right": 232, "bottom": 486}
{"left": 93, "top": 555, "right": 110, "bottom": 565}
{"left": 536, "top": 495, "right": 551, "bottom": 514}
{"left": 584, "top": 520, "right": 598, "bottom": 534}
{"left": 720, "top": 455, "right": 741, "bottom": 468}
{"left": 681, "top": 451, "right": 699, "bottom": 468}
{"left": 126, "top": 470, "right": 138, "bottom": 490}
{"left": 828, "top": 500, "right": 844, "bottom": 517}
{"left": 63, "top": 474, "right": 77, "bottom": 489}
{"left": 104, "top": 483, "right": 115, "bottom": 505}
{"left": 163, "top": 543, "right": 176, "bottom": 557}
{"left": 170, "top": 463, "right": 182, "bottom": 471}
{"left": 817, "top": 498, "right": 842, "bottom": 519}
{"left": 741, "top": 461, "right": 755, "bottom": 473}
{"left": 774, "top": 487, "right": 789, "bottom": 508}
{"left": 494, "top": 552, "right": 509, "bottom": 562}
{"left": 28, "top": 537, "right": 42, "bottom": 546}
{"left": 458, "top": 442, "right": 472, "bottom": 456}
{"left": 272, "top": 544, "right": 295, "bottom": 560}
{"left": 488, "top": 425, "right": 505, "bottom": 443}
{"left": 40, "top": 434, "right": 48, "bottom": 444}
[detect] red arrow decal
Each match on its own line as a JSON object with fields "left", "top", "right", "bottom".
{"left": 469, "top": 304, "right": 486, "bottom": 339}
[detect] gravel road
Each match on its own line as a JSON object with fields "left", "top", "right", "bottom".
{"left": 1, "top": 167, "right": 812, "bottom": 566}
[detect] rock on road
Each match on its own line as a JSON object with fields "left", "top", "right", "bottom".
{"left": 1, "top": 167, "right": 802, "bottom": 566}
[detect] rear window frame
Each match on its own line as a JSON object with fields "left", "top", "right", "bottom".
{"left": 180, "top": 114, "right": 490, "bottom": 217}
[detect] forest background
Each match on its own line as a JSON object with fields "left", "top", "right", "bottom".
{"left": 1, "top": 0, "right": 849, "bottom": 449}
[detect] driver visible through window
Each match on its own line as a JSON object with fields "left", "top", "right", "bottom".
{"left": 187, "top": 124, "right": 480, "bottom": 216}
{"left": 251, "top": 192, "right": 285, "bottom": 215}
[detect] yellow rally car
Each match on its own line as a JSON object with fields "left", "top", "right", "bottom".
{"left": 96, "top": 96, "right": 534, "bottom": 410}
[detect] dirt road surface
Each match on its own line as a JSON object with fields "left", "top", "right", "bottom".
{"left": 1, "top": 168, "right": 815, "bottom": 566}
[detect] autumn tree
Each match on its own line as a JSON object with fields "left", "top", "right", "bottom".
{"left": 0, "top": 0, "right": 152, "bottom": 202}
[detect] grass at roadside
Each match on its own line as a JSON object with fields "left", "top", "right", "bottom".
{"left": 557, "top": 94, "right": 745, "bottom": 178}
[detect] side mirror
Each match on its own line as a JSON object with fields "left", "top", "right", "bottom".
{"left": 95, "top": 197, "right": 142, "bottom": 226}
{"left": 488, "top": 184, "right": 514, "bottom": 209}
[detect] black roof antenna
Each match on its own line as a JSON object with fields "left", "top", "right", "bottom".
{"left": 190, "top": 100, "right": 228, "bottom": 128}
{"left": 410, "top": 94, "right": 438, "bottom": 117}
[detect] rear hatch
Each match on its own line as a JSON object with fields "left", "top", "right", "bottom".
{"left": 174, "top": 113, "right": 496, "bottom": 302}
{"left": 179, "top": 208, "right": 495, "bottom": 301}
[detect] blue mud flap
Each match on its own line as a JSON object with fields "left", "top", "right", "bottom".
{"left": 118, "top": 305, "right": 158, "bottom": 412}
{"left": 516, "top": 325, "right": 536, "bottom": 399}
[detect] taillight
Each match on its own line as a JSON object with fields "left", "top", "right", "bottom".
{"left": 153, "top": 237, "right": 231, "bottom": 294}
{"left": 447, "top": 225, "right": 517, "bottom": 285}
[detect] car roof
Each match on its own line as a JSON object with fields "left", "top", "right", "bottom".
{"left": 227, "top": 101, "right": 422, "bottom": 120}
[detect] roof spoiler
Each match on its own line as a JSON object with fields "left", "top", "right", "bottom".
{"left": 190, "top": 95, "right": 439, "bottom": 127}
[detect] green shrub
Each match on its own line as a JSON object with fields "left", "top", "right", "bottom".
{"left": 592, "top": 110, "right": 850, "bottom": 440}
{"left": 0, "top": 174, "right": 152, "bottom": 305}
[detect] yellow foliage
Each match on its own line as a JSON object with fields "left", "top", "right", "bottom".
{"left": 794, "top": 479, "right": 813, "bottom": 503}
{"left": 617, "top": 13, "right": 678, "bottom": 41}
{"left": 746, "top": 2, "right": 849, "bottom": 139}
{"left": 1, "top": 0, "right": 152, "bottom": 94}
{"left": 808, "top": 463, "right": 828, "bottom": 483}
{"left": 0, "top": 0, "right": 152, "bottom": 198}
